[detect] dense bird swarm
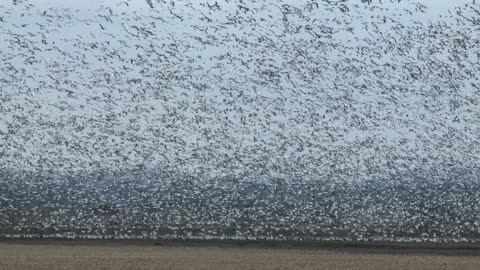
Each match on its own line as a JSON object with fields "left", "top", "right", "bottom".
{"left": 0, "top": 0, "right": 479, "bottom": 242}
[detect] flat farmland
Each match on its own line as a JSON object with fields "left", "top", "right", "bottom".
{"left": 1, "top": 241, "right": 480, "bottom": 270}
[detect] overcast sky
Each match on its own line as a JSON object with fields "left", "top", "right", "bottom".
{"left": 17, "top": 0, "right": 475, "bottom": 12}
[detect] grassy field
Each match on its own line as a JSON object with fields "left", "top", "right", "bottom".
{"left": 1, "top": 242, "right": 480, "bottom": 270}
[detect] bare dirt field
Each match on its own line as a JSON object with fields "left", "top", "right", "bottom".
{"left": 1, "top": 241, "right": 480, "bottom": 270}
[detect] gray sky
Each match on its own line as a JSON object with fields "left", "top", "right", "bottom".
{"left": 1, "top": 0, "right": 478, "bottom": 174}
{"left": 21, "top": 0, "right": 475, "bottom": 12}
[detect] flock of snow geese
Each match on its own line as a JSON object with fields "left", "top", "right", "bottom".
{"left": 0, "top": 0, "right": 479, "bottom": 241}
